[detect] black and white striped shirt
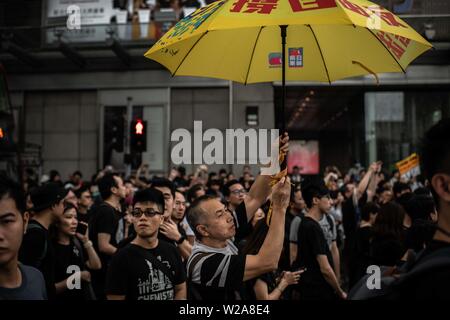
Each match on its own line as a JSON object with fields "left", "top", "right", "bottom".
{"left": 186, "top": 240, "right": 246, "bottom": 301}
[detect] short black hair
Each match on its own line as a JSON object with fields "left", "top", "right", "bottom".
{"left": 133, "top": 188, "right": 165, "bottom": 213}
{"left": 49, "top": 170, "right": 60, "bottom": 181}
{"left": 421, "top": 118, "right": 450, "bottom": 207}
{"left": 151, "top": 178, "right": 175, "bottom": 198}
{"left": 186, "top": 195, "right": 217, "bottom": 240}
{"left": 361, "top": 202, "right": 380, "bottom": 221}
{"left": 187, "top": 183, "right": 205, "bottom": 203}
{"left": 414, "top": 187, "right": 432, "bottom": 196}
{"left": 175, "top": 190, "right": 186, "bottom": 198}
{"left": 223, "top": 179, "right": 241, "bottom": 197}
{"left": 0, "top": 174, "right": 25, "bottom": 214}
{"left": 393, "top": 182, "right": 411, "bottom": 198}
{"left": 98, "top": 173, "right": 120, "bottom": 200}
{"left": 302, "top": 179, "right": 330, "bottom": 209}
{"left": 73, "top": 171, "right": 82, "bottom": 178}
{"left": 75, "top": 184, "right": 91, "bottom": 199}
{"left": 177, "top": 166, "right": 186, "bottom": 176}
{"left": 401, "top": 194, "right": 436, "bottom": 222}
{"left": 63, "top": 202, "right": 77, "bottom": 214}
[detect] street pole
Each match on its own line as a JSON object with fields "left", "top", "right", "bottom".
{"left": 280, "top": 25, "right": 287, "bottom": 134}
{"left": 125, "top": 96, "right": 132, "bottom": 177}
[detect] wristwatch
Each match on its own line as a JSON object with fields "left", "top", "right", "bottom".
{"left": 176, "top": 235, "right": 186, "bottom": 244}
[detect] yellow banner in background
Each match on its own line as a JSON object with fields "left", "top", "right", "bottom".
{"left": 396, "top": 153, "right": 420, "bottom": 179}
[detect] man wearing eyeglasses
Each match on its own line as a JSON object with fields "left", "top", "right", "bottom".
{"left": 106, "top": 188, "right": 186, "bottom": 300}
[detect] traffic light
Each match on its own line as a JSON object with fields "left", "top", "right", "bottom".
{"left": 0, "top": 113, "right": 15, "bottom": 152}
{"left": 111, "top": 114, "right": 124, "bottom": 152}
{"left": 130, "top": 119, "right": 147, "bottom": 152}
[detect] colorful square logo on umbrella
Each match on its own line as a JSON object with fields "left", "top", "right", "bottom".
{"left": 289, "top": 48, "right": 303, "bottom": 68}
{"left": 268, "top": 52, "right": 282, "bottom": 68}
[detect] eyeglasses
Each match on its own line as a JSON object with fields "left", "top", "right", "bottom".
{"left": 131, "top": 208, "right": 162, "bottom": 218}
{"left": 231, "top": 189, "right": 247, "bottom": 195}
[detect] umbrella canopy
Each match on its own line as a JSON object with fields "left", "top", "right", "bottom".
{"left": 145, "top": 0, "right": 432, "bottom": 84}
{"left": 144, "top": 0, "right": 432, "bottom": 225}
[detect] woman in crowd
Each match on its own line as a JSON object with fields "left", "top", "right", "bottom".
{"left": 53, "top": 203, "right": 102, "bottom": 300}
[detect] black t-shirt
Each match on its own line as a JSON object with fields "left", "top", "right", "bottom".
{"left": 279, "top": 211, "right": 296, "bottom": 270}
{"left": 89, "top": 203, "right": 124, "bottom": 299}
{"left": 106, "top": 241, "right": 186, "bottom": 300}
{"left": 370, "top": 234, "right": 405, "bottom": 267}
{"left": 295, "top": 217, "right": 335, "bottom": 298}
{"left": 232, "top": 201, "right": 251, "bottom": 244}
{"left": 53, "top": 239, "right": 88, "bottom": 301}
{"left": 90, "top": 203, "right": 122, "bottom": 268}
{"left": 187, "top": 243, "right": 246, "bottom": 301}
{"left": 18, "top": 220, "right": 56, "bottom": 300}
{"left": 342, "top": 198, "right": 357, "bottom": 244}
{"left": 244, "top": 272, "right": 277, "bottom": 300}
{"left": 349, "top": 225, "right": 373, "bottom": 287}
{"left": 399, "top": 240, "right": 450, "bottom": 299}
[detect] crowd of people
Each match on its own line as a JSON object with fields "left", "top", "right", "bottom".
{"left": 1, "top": 119, "right": 450, "bottom": 300}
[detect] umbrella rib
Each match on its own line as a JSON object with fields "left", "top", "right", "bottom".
{"left": 172, "top": 31, "right": 209, "bottom": 77}
{"left": 244, "top": 26, "right": 264, "bottom": 85}
{"left": 365, "top": 28, "right": 406, "bottom": 74}
{"left": 307, "top": 25, "right": 331, "bottom": 85}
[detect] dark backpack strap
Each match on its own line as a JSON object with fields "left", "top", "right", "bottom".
{"left": 326, "top": 214, "right": 334, "bottom": 230}
{"left": 127, "top": 245, "right": 175, "bottom": 284}
{"left": 325, "top": 214, "right": 337, "bottom": 241}
{"left": 26, "top": 223, "right": 47, "bottom": 268}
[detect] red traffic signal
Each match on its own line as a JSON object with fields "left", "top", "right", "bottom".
{"left": 131, "top": 119, "right": 147, "bottom": 152}
{"left": 135, "top": 119, "right": 144, "bottom": 135}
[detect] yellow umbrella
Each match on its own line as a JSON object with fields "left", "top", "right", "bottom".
{"left": 144, "top": 0, "right": 432, "bottom": 224}
{"left": 145, "top": 0, "right": 431, "bottom": 130}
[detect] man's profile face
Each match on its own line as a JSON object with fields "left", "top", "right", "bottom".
{"left": 0, "top": 196, "right": 28, "bottom": 267}
{"left": 198, "top": 199, "right": 236, "bottom": 241}
{"left": 79, "top": 190, "right": 93, "bottom": 209}
{"left": 112, "top": 176, "right": 127, "bottom": 199}
{"left": 316, "top": 195, "right": 332, "bottom": 214}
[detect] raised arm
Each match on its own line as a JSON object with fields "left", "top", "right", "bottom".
{"left": 244, "top": 177, "right": 291, "bottom": 281}
{"left": 356, "top": 162, "right": 377, "bottom": 200}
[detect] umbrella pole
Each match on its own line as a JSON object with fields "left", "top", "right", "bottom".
{"left": 280, "top": 25, "right": 287, "bottom": 134}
